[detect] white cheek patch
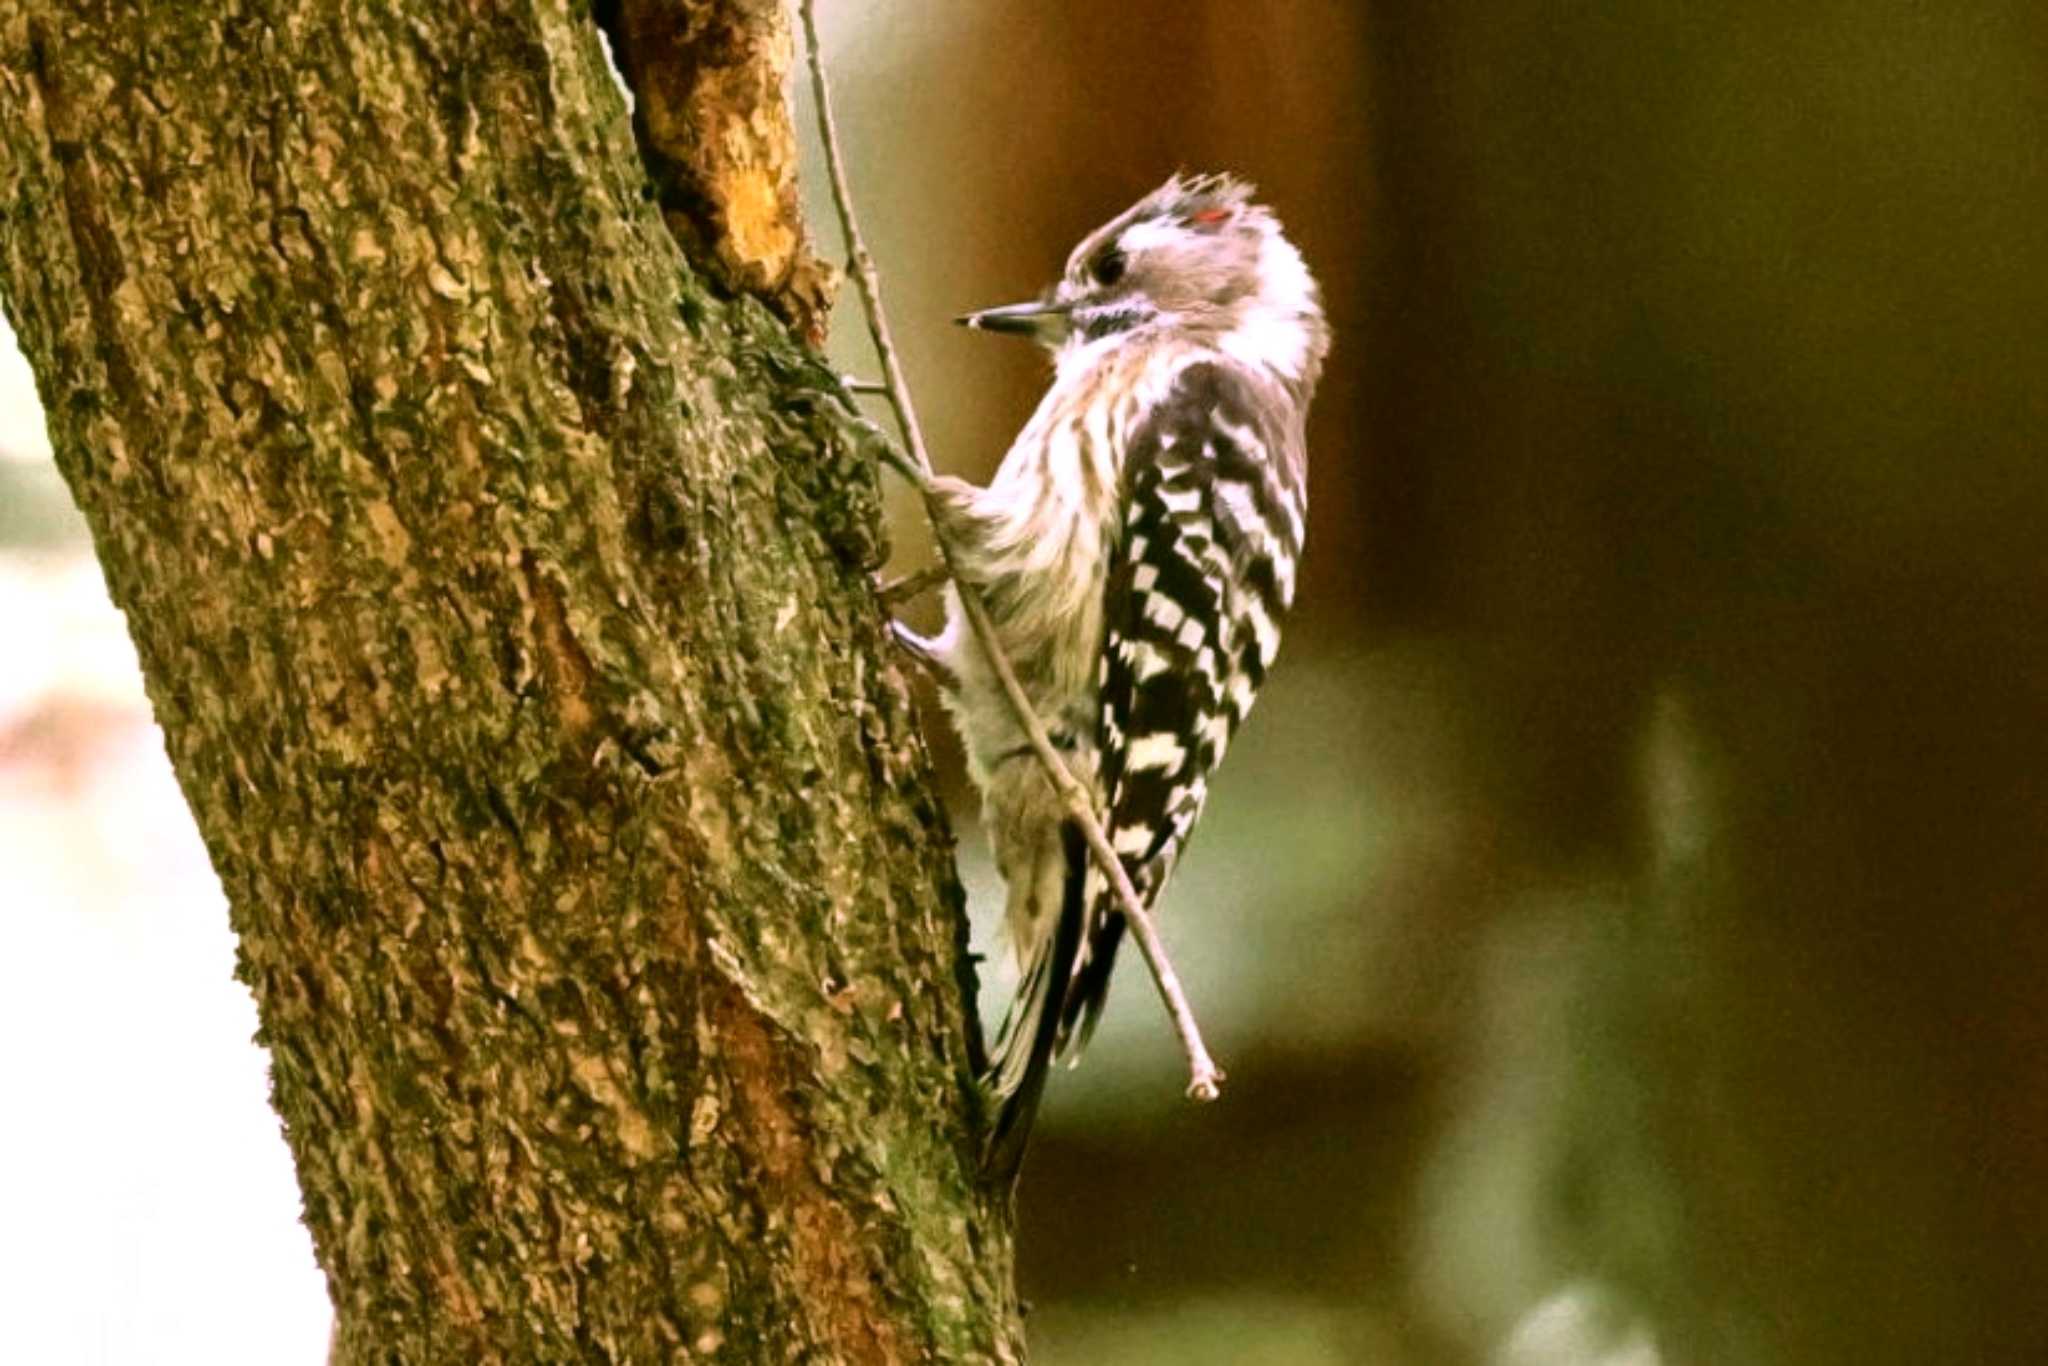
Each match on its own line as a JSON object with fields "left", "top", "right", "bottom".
{"left": 1257, "top": 235, "right": 1319, "bottom": 318}
{"left": 1208, "top": 231, "right": 1322, "bottom": 382}
{"left": 1219, "top": 308, "right": 1313, "bottom": 384}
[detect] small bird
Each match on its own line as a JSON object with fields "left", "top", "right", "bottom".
{"left": 901, "top": 173, "right": 1327, "bottom": 1174}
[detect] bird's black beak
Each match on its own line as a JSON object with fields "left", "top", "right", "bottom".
{"left": 955, "top": 300, "right": 1070, "bottom": 345}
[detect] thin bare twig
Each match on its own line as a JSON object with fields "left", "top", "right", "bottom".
{"left": 797, "top": 0, "right": 1221, "bottom": 1101}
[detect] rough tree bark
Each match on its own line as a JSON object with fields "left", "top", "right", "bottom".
{"left": 0, "top": 1, "right": 1023, "bottom": 1360}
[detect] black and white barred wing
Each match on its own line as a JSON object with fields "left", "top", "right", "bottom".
{"left": 1058, "top": 362, "right": 1306, "bottom": 1052}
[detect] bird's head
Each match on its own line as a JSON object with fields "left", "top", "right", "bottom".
{"left": 957, "top": 173, "right": 1326, "bottom": 384}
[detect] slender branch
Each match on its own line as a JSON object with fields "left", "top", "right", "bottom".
{"left": 876, "top": 564, "right": 950, "bottom": 606}
{"left": 797, "top": 0, "right": 1221, "bottom": 1102}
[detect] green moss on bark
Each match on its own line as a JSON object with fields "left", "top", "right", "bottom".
{"left": 0, "top": 2, "right": 1020, "bottom": 1359}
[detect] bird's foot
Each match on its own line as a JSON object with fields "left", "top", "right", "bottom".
{"left": 886, "top": 618, "right": 955, "bottom": 689}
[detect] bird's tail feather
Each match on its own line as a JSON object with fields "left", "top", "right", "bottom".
{"left": 1059, "top": 911, "right": 1127, "bottom": 1064}
{"left": 983, "top": 821, "right": 1088, "bottom": 1184}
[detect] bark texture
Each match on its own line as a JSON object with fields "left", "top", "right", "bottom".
{"left": 0, "top": 1, "right": 1020, "bottom": 1360}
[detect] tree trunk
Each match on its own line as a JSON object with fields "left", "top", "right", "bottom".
{"left": 0, "top": 2, "right": 1021, "bottom": 1360}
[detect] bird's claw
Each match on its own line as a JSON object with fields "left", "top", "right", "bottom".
{"left": 886, "top": 618, "right": 955, "bottom": 689}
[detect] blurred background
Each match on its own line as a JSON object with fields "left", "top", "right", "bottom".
{"left": 9, "top": 2, "right": 2048, "bottom": 1361}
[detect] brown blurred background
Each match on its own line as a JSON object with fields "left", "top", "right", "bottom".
{"left": 817, "top": 3, "right": 2048, "bottom": 1363}
{"left": 8, "top": 2, "right": 2048, "bottom": 1361}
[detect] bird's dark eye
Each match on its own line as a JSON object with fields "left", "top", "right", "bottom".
{"left": 1091, "top": 247, "right": 1127, "bottom": 287}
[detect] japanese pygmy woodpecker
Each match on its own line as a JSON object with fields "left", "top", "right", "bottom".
{"left": 899, "top": 173, "right": 1327, "bottom": 1171}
